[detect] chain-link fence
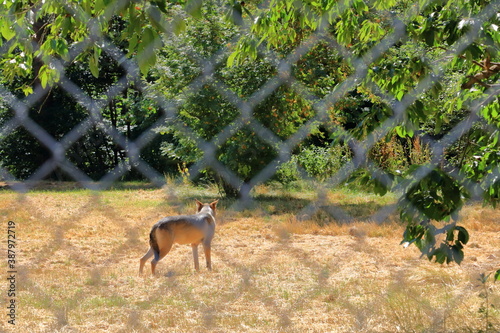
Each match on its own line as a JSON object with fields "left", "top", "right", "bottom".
{"left": 1, "top": 0, "right": 500, "bottom": 331}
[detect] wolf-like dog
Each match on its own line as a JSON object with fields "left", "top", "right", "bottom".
{"left": 139, "top": 199, "right": 218, "bottom": 275}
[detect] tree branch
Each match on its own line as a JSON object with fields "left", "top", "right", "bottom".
{"left": 461, "top": 64, "right": 500, "bottom": 89}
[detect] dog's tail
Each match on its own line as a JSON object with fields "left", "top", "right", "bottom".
{"left": 149, "top": 225, "right": 160, "bottom": 261}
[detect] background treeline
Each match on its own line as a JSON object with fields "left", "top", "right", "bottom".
{"left": 0, "top": 0, "right": 498, "bottom": 202}
{"left": 1, "top": 1, "right": 439, "bottom": 190}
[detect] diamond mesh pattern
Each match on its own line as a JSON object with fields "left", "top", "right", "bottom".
{"left": 0, "top": 1, "right": 498, "bottom": 203}
{"left": 1, "top": 0, "right": 500, "bottom": 331}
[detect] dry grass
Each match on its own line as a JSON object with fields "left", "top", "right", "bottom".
{"left": 1, "top": 182, "right": 500, "bottom": 332}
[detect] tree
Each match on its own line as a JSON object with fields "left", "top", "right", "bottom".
{"left": 148, "top": 1, "right": 317, "bottom": 197}
{"left": 0, "top": 1, "right": 175, "bottom": 181}
{"left": 227, "top": 0, "right": 500, "bottom": 263}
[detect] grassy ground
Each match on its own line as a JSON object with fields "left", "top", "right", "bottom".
{"left": 1, "top": 181, "right": 500, "bottom": 332}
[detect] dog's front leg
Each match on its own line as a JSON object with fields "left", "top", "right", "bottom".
{"left": 191, "top": 243, "right": 200, "bottom": 271}
{"left": 203, "top": 242, "right": 212, "bottom": 270}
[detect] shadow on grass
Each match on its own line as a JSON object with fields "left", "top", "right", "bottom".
{"left": 252, "top": 194, "right": 312, "bottom": 215}
{"left": 335, "top": 202, "right": 397, "bottom": 219}
{"left": 0, "top": 180, "right": 398, "bottom": 223}
{"left": 212, "top": 194, "right": 397, "bottom": 223}
{"left": 0, "top": 181, "right": 160, "bottom": 192}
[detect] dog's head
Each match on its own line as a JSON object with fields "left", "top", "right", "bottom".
{"left": 195, "top": 199, "right": 218, "bottom": 217}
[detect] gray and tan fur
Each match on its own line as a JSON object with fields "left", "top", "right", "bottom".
{"left": 139, "top": 199, "right": 218, "bottom": 275}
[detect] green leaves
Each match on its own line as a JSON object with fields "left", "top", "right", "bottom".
{"left": 224, "top": 0, "right": 245, "bottom": 25}
{"left": 353, "top": 169, "right": 394, "bottom": 196}
{"left": 38, "top": 64, "right": 60, "bottom": 89}
{"left": 372, "top": 0, "right": 396, "bottom": 10}
{"left": 359, "top": 20, "right": 385, "bottom": 43}
{"left": 399, "top": 168, "right": 466, "bottom": 223}
{"left": 89, "top": 46, "right": 101, "bottom": 78}
{"left": 455, "top": 225, "right": 469, "bottom": 245}
{"left": 442, "top": 225, "right": 469, "bottom": 264}
{"left": 401, "top": 223, "right": 428, "bottom": 249}
{"left": 402, "top": 223, "right": 469, "bottom": 264}
{"left": 398, "top": 167, "right": 473, "bottom": 264}
{"left": 137, "top": 27, "right": 160, "bottom": 76}
{"left": 185, "top": 0, "right": 203, "bottom": 19}
{"left": 227, "top": 36, "right": 258, "bottom": 66}
{"left": 0, "top": 17, "right": 16, "bottom": 40}
{"left": 0, "top": 0, "right": 168, "bottom": 86}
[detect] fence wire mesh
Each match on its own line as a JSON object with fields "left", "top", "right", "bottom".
{"left": 1, "top": 0, "right": 500, "bottom": 332}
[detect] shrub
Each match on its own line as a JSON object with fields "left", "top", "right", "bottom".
{"left": 276, "top": 144, "right": 351, "bottom": 184}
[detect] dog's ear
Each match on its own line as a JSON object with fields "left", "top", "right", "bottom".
{"left": 195, "top": 199, "right": 203, "bottom": 212}
{"left": 209, "top": 200, "right": 219, "bottom": 211}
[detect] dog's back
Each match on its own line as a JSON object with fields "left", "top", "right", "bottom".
{"left": 150, "top": 212, "right": 215, "bottom": 252}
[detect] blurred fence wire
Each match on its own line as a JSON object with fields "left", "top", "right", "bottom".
{"left": 1, "top": 0, "right": 500, "bottom": 331}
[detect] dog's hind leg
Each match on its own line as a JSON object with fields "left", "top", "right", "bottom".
{"left": 139, "top": 247, "right": 154, "bottom": 275}
{"left": 151, "top": 236, "right": 173, "bottom": 275}
{"left": 191, "top": 243, "right": 200, "bottom": 271}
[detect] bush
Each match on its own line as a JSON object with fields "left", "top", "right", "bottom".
{"left": 276, "top": 144, "right": 351, "bottom": 185}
